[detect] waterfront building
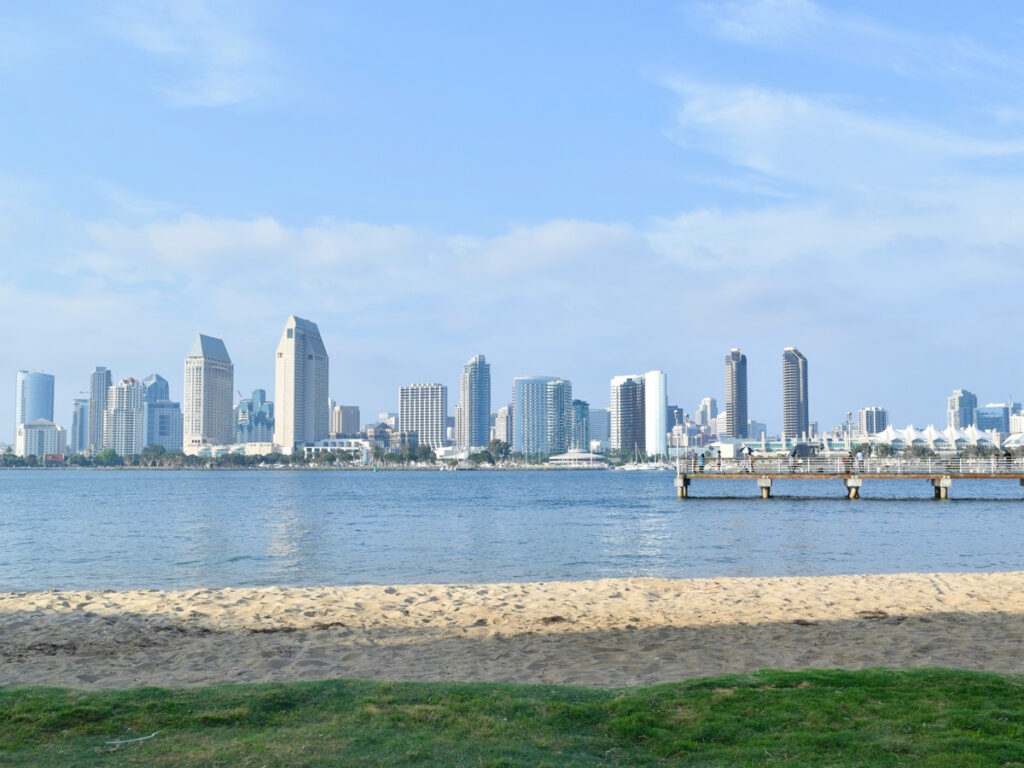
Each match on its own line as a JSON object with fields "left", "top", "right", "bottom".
{"left": 399, "top": 383, "right": 447, "bottom": 449}
{"left": 331, "top": 404, "right": 360, "bottom": 436}
{"left": 184, "top": 334, "right": 235, "bottom": 451}
{"left": 781, "top": 347, "right": 809, "bottom": 440}
{"left": 947, "top": 389, "right": 977, "bottom": 429}
{"left": 610, "top": 375, "right": 645, "bottom": 453}
{"left": 858, "top": 407, "right": 889, "bottom": 437}
{"left": 144, "top": 399, "right": 184, "bottom": 452}
{"left": 976, "top": 404, "right": 1010, "bottom": 434}
{"left": 725, "top": 349, "right": 748, "bottom": 439}
{"left": 455, "top": 354, "right": 491, "bottom": 450}
{"left": 235, "top": 389, "right": 274, "bottom": 444}
{"left": 589, "top": 407, "right": 610, "bottom": 442}
{"left": 88, "top": 366, "right": 112, "bottom": 454}
{"left": 696, "top": 397, "right": 718, "bottom": 427}
{"left": 15, "top": 419, "right": 65, "bottom": 457}
{"left": 142, "top": 373, "right": 170, "bottom": 403}
{"left": 644, "top": 370, "right": 668, "bottom": 457}
{"left": 512, "top": 376, "right": 572, "bottom": 456}
{"left": 570, "top": 399, "right": 590, "bottom": 452}
{"left": 70, "top": 398, "right": 88, "bottom": 454}
{"left": 103, "top": 377, "right": 146, "bottom": 455}
{"left": 492, "top": 403, "right": 513, "bottom": 445}
{"left": 15, "top": 372, "right": 55, "bottom": 443}
{"left": 274, "top": 316, "right": 330, "bottom": 450}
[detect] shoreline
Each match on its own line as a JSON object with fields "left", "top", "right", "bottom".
{"left": 3, "top": 571, "right": 1023, "bottom": 689}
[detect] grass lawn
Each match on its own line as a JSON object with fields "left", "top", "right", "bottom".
{"left": 2, "top": 668, "right": 1023, "bottom": 766}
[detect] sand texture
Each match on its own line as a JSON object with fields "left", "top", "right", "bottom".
{"left": 2, "top": 571, "right": 1023, "bottom": 689}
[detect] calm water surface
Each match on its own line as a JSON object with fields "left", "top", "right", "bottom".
{"left": 1, "top": 469, "right": 1022, "bottom": 590}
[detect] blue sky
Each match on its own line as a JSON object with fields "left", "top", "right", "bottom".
{"left": 3, "top": 0, "right": 1024, "bottom": 438}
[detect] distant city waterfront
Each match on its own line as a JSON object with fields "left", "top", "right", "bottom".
{"left": 1, "top": 470, "right": 1021, "bottom": 592}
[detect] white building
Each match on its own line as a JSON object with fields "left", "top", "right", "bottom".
{"left": 491, "top": 403, "right": 512, "bottom": 445}
{"left": 184, "top": 334, "right": 235, "bottom": 452}
{"left": 274, "top": 316, "right": 330, "bottom": 451}
{"left": 399, "top": 383, "right": 447, "bottom": 448}
{"left": 15, "top": 419, "right": 66, "bottom": 457}
{"left": 644, "top": 370, "right": 668, "bottom": 457}
{"left": 858, "top": 406, "right": 889, "bottom": 437}
{"left": 696, "top": 397, "right": 717, "bottom": 427}
{"left": 103, "top": 377, "right": 146, "bottom": 455}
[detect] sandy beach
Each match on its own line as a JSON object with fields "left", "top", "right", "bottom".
{"left": 2, "top": 571, "right": 1023, "bottom": 689}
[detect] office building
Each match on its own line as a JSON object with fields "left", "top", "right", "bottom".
{"left": 142, "top": 373, "right": 170, "bottom": 403}
{"left": 70, "top": 398, "right": 88, "bottom": 454}
{"left": 103, "top": 377, "right": 146, "bottom": 455}
{"left": 455, "top": 354, "right": 491, "bottom": 450}
{"left": 977, "top": 404, "right": 1010, "bottom": 434}
{"left": 141, "top": 372, "right": 183, "bottom": 452}
{"left": 696, "top": 397, "right": 718, "bottom": 427}
{"left": 184, "top": 334, "right": 235, "bottom": 450}
{"left": 748, "top": 419, "right": 767, "bottom": 440}
{"left": 570, "top": 399, "right": 590, "bottom": 452}
{"left": 15, "top": 371, "right": 55, "bottom": 442}
{"left": 725, "top": 348, "right": 748, "bottom": 439}
{"left": 399, "top": 383, "right": 447, "bottom": 448}
{"left": 589, "top": 407, "right": 610, "bottom": 442}
{"left": 781, "top": 347, "right": 809, "bottom": 440}
{"left": 610, "top": 375, "right": 645, "bottom": 452}
{"left": 858, "top": 407, "right": 888, "bottom": 437}
{"left": 947, "top": 389, "right": 978, "bottom": 429}
{"left": 88, "top": 366, "right": 112, "bottom": 454}
{"left": 512, "top": 376, "right": 572, "bottom": 455}
{"left": 331, "top": 404, "right": 360, "bottom": 436}
{"left": 234, "top": 389, "right": 274, "bottom": 444}
{"left": 274, "top": 316, "right": 330, "bottom": 449}
{"left": 15, "top": 419, "right": 66, "bottom": 457}
{"left": 644, "top": 370, "right": 668, "bottom": 457}
{"left": 492, "top": 404, "right": 513, "bottom": 445}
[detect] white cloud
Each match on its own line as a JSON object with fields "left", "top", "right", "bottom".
{"left": 695, "top": 0, "right": 822, "bottom": 46}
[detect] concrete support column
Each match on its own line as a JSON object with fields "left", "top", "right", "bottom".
{"left": 675, "top": 475, "right": 690, "bottom": 499}
{"left": 932, "top": 476, "right": 952, "bottom": 500}
{"left": 844, "top": 477, "right": 863, "bottom": 499}
{"left": 757, "top": 477, "right": 772, "bottom": 499}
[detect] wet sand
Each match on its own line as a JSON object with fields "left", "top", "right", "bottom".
{"left": 2, "top": 571, "right": 1022, "bottom": 689}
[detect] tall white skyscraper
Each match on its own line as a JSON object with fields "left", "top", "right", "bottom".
{"left": 696, "top": 397, "right": 718, "bottom": 427}
{"left": 399, "top": 383, "right": 447, "bottom": 448}
{"left": 88, "top": 366, "right": 112, "bottom": 454}
{"left": 184, "top": 334, "right": 235, "bottom": 450}
{"left": 455, "top": 354, "right": 491, "bottom": 450}
{"left": 274, "top": 316, "right": 330, "bottom": 450}
{"left": 782, "top": 347, "right": 809, "bottom": 440}
{"left": 643, "top": 370, "right": 668, "bottom": 457}
{"left": 103, "top": 377, "right": 146, "bottom": 455}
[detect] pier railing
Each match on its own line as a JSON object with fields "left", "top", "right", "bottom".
{"left": 677, "top": 456, "right": 1024, "bottom": 477}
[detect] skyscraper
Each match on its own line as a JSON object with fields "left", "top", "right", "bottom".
{"left": 589, "top": 408, "right": 610, "bottom": 443}
{"left": 142, "top": 372, "right": 182, "bottom": 452}
{"left": 184, "top": 334, "right": 235, "bottom": 450}
{"left": 331, "top": 404, "right": 360, "bottom": 436}
{"left": 644, "top": 370, "right": 668, "bottom": 457}
{"left": 70, "top": 398, "right": 89, "bottom": 454}
{"left": 236, "top": 389, "right": 275, "bottom": 444}
{"left": 399, "top": 384, "right": 447, "bottom": 448}
{"left": 88, "top": 366, "right": 112, "bottom": 454}
{"left": 103, "top": 377, "right": 146, "bottom": 455}
{"left": 696, "top": 397, "right": 718, "bottom": 427}
{"left": 455, "top": 354, "right": 491, "bottom": 450}
{"left": 857, "top": 406, "right": 888, "bottom": 436}
{"left": 274, "top": 316, "right": 330, "bottom": 450}
{"left": 724, "top": 348, "right": 748, "bottom": 439}
{"left": 512, "top": 376, "right": 572, "bottom": 455}
{"left": 610, "top": 375, "right": 645, "bottom": 453}
{"left": 15, "top": 371, "right": 55, "bottom": 436}
{"left": 142, "top": 373, "right": 170, "bottom": 402}
{"left": 947, "top": 389, "right": 978, "bottom": 429}
{"left": 492, "top": 404, "right": 513, "bottom": 445}
{"left": 570, "top": 399, "right": 590, "bottom": 452}
{"left": 782, "top": 347, "right": 809, "bottom": 440}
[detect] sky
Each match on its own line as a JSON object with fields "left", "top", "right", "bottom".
{"left": 3, "top": 0, "right": 1024, "bottom": 439}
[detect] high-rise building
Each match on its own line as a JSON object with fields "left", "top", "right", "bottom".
{"left": 88, "top": 366, "right": 112, "bottom": 454}
{"left": 399, "top": 383, "right": 447, "bottom": 448}
{"left": 696, "top": 397, "right": 718, "bottom": 428}
{"left": 141, "top": 372, "right": 183, "bottom": 452}
{"left": 610, "top": 375, "right": 645, "bottom": 452}
{"left": 857, "top": 407, "right": 888, "bottom": 437}
{"left": 747, "top": 419, "right": 767, "bottom": 440}
{"left": 512, "top": 376, "right": 572, "bottom": 455}
{"left": 274, "top": 316, "right": 330, "bottom": 449}
{"left": 142, "top": 373, "right": 170, "bottom": 403}
{"left": 570, "top": 399, "right": 590, "bottom": 452}
{"left": 644, "top": 370, "right": 668, "bottom": 457}
{"left": 184, "top": 334, "right": 235, "bottom": 450}
{"left": 15, "top": 419, "right": 65, "bottom": 458}
{"left": 15, "top": 371, "right": 55, "bottom": 441}
{"left": 70, "top": 398, "right": 89, "bottom": 454}
{"left": 492, "top": 404, "right": 513, "bottom": 445}
{"left": 103, "top": 377, "right": 146, "bottom": 455}
{"left": 782, "top": 347, "right": 809, "bottom": 440}
{"left": 235, "top": 389, "right": 274, "bottom": 444}
{"left": 725, "top": 348, "right": 748, "bottom": 439}
{"left": 455, "top": 354, "right": 491, "bottom": 450}
{"left": 331, "top": 404, "right": 360, "bottom": 436}
{"left": 589, "top": 408, "right": 610, "bottom": 442}
{"left": 977, "top": 404, "right": 1010, "bottom": 433}
{"left": 947, "top": 389, "right": 977, "bottom": 429}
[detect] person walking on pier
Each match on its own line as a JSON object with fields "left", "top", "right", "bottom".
{"left": 699, "top": 453, "right": 705, "bottom": 473}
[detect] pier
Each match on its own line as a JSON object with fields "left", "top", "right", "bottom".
{"left": 674, "top": 456, "right": 1024, "bottom": 499}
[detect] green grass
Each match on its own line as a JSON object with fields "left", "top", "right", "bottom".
{"left": 2, "top": 668, "right": 1023, "bottom": 766}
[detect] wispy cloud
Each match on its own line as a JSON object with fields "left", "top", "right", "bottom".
{"left": 100, "top": 0, "right": 278, "bottom": 106}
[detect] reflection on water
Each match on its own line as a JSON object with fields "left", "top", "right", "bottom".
{"left": 0, "top": 470, "right": 1022, "bottom": 590}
